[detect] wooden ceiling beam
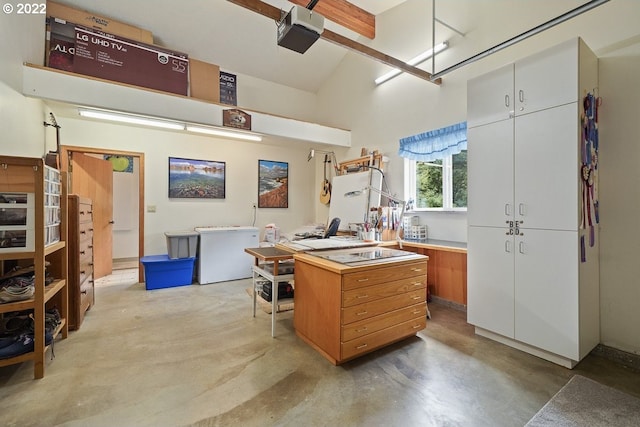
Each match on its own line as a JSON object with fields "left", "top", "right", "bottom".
{"left": 288, "top": 0, "right": 375, "bottom": 39}
{"left": 226, "top": 0, "right": 441, "bottom": 85}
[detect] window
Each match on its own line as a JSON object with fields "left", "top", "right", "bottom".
{"left": 405, "top": 150, "right": 467, "bottom": 210}
{"left": 399, "top": 121, "right": 467, "bottom": 211}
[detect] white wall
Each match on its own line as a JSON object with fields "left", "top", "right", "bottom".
{"left": 0, "top": 12, "right": 47, "bottom": 156}
{"left": 598, "top": 55, "right": 640, "bottom": 355}
{"left": 57, "top": 117, "right": 315, "bottom": 256}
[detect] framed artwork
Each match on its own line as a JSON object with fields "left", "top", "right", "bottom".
{"left": 168, "top": 157, "right": 225, "bottom": 199}
{"left": 258, "top": 160, "right": 288, "bottom": 208}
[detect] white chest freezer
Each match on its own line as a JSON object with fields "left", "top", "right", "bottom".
{"left": 195, "top": 226, "right": 259, "bottom": 284}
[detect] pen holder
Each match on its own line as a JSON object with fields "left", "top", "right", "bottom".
{"left": 362, "top": 230, "right": 375, "bottom": 242}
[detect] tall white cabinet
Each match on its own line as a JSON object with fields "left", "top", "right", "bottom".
{"left": 466, "top": 38, "right": 600, "bottom": 368}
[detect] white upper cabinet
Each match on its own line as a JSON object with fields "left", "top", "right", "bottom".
{"left": 467, "top": 64, "right": 514, "bottom": 128}
{"left": 514, "top": 38, "right": 579, "bottom": 116}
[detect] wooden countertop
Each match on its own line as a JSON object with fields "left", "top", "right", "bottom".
{"left": 380, "top": 239, "right": 467, "bottom": 254}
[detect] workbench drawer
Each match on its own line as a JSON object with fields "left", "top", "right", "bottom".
{"left": 341, "top": 316, "right": 427, "bottom": 361}
{"left": 342, "top": 276, "right": 426, "bottom": 307}
{"left": 342, "top": 288, "right": 426, "bottom": 324}
{"left": 341, "top": 302, "right": 427, "bottom": 342}
{"left": 343, "top": 261, "right": 427, "bottom": 290}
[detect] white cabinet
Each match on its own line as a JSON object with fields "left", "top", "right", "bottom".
{"left": 467, "top": 38, "right": 580, "bottom": 128}
{"left": 466, "top": 38, "right": 599, "bottom": 368}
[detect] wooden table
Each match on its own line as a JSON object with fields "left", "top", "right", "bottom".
{"left": 244, "top": 247, "right": 295, "bottom": 337}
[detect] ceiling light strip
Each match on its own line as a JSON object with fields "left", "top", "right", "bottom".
{"left": 374, "top": 41, "right": 449, "bottom": 85}
{"left": 78, "top": 108, "right": 263, "bottom": 142}
{"left": 78, "top": 108, "right": 184, "bottom": 130}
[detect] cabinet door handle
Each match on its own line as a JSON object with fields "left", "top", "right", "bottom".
{"left": 519, "top": 89, "right": 524, "bottom": 102}
{"left": 504, "top": 94, "right": 510, "bottom": 108}
{"left": 356, "top": 311, "right": 368, "bottom": 316}
{"left": 519, "top": 241, "right": 526, "bottom": 254}
{"left": 357, "top": 278, "right": 369, "bottom": 282}
{"left": 505, "top": 204, "right": 511, "bottom": 216}
{"left": 518, "top": 203, "right": 525, "bottom": 216}
{"left": 505, "top": 240, "right": 511, "bottom": 253}
{"left": 356, "top": 343, "right": 368, "bottom": 350}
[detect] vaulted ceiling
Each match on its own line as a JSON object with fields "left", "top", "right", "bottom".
{"left": 52, "top": 1, "right": 636, "bottom": 93}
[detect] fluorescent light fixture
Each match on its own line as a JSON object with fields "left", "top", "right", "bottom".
{"left": 78, "top": 108, "right": 184, "bottom": 130}
{"left": 374, "top": 41, "right": 449, "bottom": 85}
{"left": 77, "top": 107, "right": 263, "bottom": 142}
{"left": 186, "top": 125, "right": 262, "bottom": 142}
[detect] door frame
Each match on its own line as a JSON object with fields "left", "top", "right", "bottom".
{"left": 61, "top": 145, "right": 145, "bottom": 283}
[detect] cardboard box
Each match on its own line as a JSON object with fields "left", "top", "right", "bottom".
{"left": 189, "top": 59, "right": 220, "bottom": 103}
{"left": 48, "top": 19, "right": 189, "bottom": 96}
{"left": 47, "top": 1, "right": 153, "bottom": 44}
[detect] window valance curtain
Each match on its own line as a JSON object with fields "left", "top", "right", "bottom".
{"left": 398, "top": 121, "right": 467, "bottom": 162}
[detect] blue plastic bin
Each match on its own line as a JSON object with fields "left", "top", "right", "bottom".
{"left": 141, "top": 255, "right": 194, "bottom": 290}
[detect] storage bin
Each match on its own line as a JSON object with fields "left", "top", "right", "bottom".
{"left": 165, "top": 231, "right": 199, "bottom": 259}
{"left": 141, "top": 255, "right": 194, "bottom": 290}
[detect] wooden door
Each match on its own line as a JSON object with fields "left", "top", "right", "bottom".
{"left": 70, "top": 152, "right": 113, "bottom": 279}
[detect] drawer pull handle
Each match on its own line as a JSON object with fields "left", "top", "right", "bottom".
{"left": 355, "top": 327, "right": 368, "bottom": 333}
{"left": 411, "top": 282, "right": 422, "bottom": 287}
{"left": 412, "top": 310, "right": 421, "bottom": 315}
{"left": 411, "top": 268, "right": 423, "bottom": 272}
{"left": 80, "top": 250, "right": 85, "bottom": 255}
{"left": 80, "top": 230, "right": 86, "bottom": 234}
{"left": 356, "top": 343, "right": 368, "bottom": 349}
{"left": 413, "top": 324, "right": 422, "bottom": 329}
{"left": 356, "top": 294, "right": 369, "bottom": 299}
{"left": 80, "top": 270, "right": 86, "bottom": 274}
{"left": 356, "top": 311, "right": 368, "bottom": 316}
{"left": 357, "top": 278, "right": 369, "bottom": 282}
{"left": 411, "top": 296, "right": 422, "bottom": 300}
{"left": 81, "top": 290, "right": 87, "bottom": 295}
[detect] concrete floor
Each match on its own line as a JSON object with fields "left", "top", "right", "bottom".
{"left": 1, "top": 269, "right": 639, "bottom": 427}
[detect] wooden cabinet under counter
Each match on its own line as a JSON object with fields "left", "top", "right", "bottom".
{"left": 293, "top": 247, "right": 428, "bottom": 365}
{"left": 67, "top": 195, "right": 95, "bottom": 330}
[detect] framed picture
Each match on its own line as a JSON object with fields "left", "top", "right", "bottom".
{"left": 168, "top": 157, "right": 225, "bottom": 199}
{"left": 258, "top": 160, "right": 288, "bottom": 208}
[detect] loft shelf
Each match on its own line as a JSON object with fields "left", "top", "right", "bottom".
{"left": 22, "top": 64, "right": 351, "bottom": 148}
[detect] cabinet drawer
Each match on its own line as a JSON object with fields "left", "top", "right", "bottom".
{"left": 343, "top": 261, "right": 427, "bottom": 290}
{"left": 342, "top": 276, "right": 426, "bottom": 307}
{"left": 79, "top": 276, "right": 94, "bottom": 316}
{"left": 78, "top": 204, "right": 93, "bottom": 223}
{"left": 342, "top": 288, "right": 426, "bottom": 324}
{"left": 79, "top": 243, "right": 93, "bottom": 263}
{"left": 79, "top": 261, "right": 93, "bottom": 286}
{"left": 342, "top": 303, "right": 427, "bottom": 342}
{"left": 342, "top": 317, "right": 426, "bottom": 361}
{"left": 79, "top": 221, "right": 93, "bottom": 240}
